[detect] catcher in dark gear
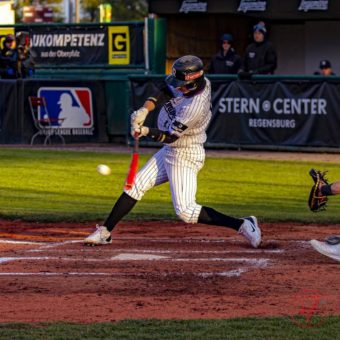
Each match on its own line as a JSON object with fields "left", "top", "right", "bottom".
{"left": 308, "top": 169, "right": 330, "bottom": 212}
{"left": 308, "top": 168, "right": 340, "bottom": 211}
{"left": 308, "top": 169, "right": 340, "bottom": 262}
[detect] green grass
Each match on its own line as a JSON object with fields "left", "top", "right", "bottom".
{"left": 0, "top": 316, "right": 339, "bottom": 339}
{"left": 1, "top": 147, "right": 340, "bottom": 223}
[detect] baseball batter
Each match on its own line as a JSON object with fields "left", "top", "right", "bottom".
{"left": 84, "top": 55, "right": 261, "bottom": 248}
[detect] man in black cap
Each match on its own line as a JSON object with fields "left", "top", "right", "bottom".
{"left": 208, "top": 33, "right": 241, "bottom": 74}
{"left": 314, "top": 60, "right": 335, "bottom": 76}
{"left": 238, "top": 21, "right": 277, "bottom": 79}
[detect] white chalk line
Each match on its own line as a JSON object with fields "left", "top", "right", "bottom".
{"left": 0, "top": 237, "right": 286, "bottom": 260}
{"left": 0, "top": 237, "right": 236, "bottom": 245}
{"left": 0, "top": 255, "right": 270, "bottom": 266}
{"left": 0, "top": 237, "right": 314, "bottom": 280}
{"left": 0, "top": 239, "right": 83, "bottom": 252}
{"left": 27, "top": 240, "right": 82, "bottom": 252}
{"left": 1, "top": 236, "right": 312, "bottom": 282}
{"left": 0, "top": 272, "right": 112, "bottom": 276}
{"left": 30, "top": 248, "right": 284, "bottom": 254}
{"left": 0, "top": 237, "right": 303, "bottom": 250}
{"left": 0, "top": 237, "right": 307, "bottom": 243}
{"left": 0, "top": 235, "right": 272, "bottom": 277}
{"left": 0, "top": 269, "right": 248, "bottom": 278}
{"left": 0, "top": 237, "right": 273, "bottom": 280}
{"left": 199, "top": 268, "right": 248, "bottom": 278}
{"left": 0, "top": 239, "right": 42, "bottom": 245}
{"left": 0, "top": 256, "right": 107, "bottom": 264}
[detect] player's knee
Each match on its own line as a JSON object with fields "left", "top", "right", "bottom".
{"left": 177, "top": 210, "right": 197, "bottom": 224}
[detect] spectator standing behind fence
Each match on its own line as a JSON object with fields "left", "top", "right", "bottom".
{"left": 314, "top": 60, "right": 336, "bottom": 76}
{"left": 0, "top": 34, "right": 18, "bottom": 79}
{"left": 16, "top": 31, "right": 35, "bottom": 78}
{"left": 0, "top": 32, "right": 34, "bottom": 79}
{"left": 208, "top": 33, "right": 241, "bottom": 74}
{"left": 238, "top": 21, "right": 277, "bottom": 79}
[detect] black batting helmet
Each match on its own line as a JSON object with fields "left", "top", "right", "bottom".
{"left": 165, "top": 55, "right": 205, "bottom": 89}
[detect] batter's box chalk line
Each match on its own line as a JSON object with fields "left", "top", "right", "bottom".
{"left": 0, "top": 252, "right": 270, "bottom": 280}
{"left": 0, "top": 269, "right": 249, "bottom": 278}
{"left": 0, "top": 239, "right": 42, "bottom": 245}
{"left": 0, "top": 255, "right": 270, "bottom": 265}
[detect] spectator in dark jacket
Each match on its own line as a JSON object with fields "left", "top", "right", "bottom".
{"left": 208, "top": 33, "right": 241, "bottom": 74}
{"left": 238, "top": 21, "right": 277, "bottom": 79}
{"left": 314, "top": 59, "right": 336, "bottom": 76}
{"left": 0, "top": 32, "right": 34, "bottom": 79}
{"left": 0, "top": 34, "right": 18, "bottom": 79}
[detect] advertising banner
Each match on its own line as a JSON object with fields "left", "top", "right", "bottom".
{"left": 298, "top": 0, "right": 328, "bottom": 11}
{"left": 108, "top": 26, "right": 130, "bottom": 65}
{"left": 209, "top": 80, "right": 340, "bottom": 147}
{"left": 37, "top": 86, "right": 94, "bottom": 135}
{"left": 27, "top": 23, "right": 145, "bottom": 67}
{"left": 179, "top": 0, "right": 208, "bottom": 13}
{"left": 238, "top": 0, "right": 267, "bottom": 12}
{"left": 25, "top": 80, "right": 108, "bottom": 141}
{"left": 131, "top": 78, "right": 340, "bottom": 148}
{"left": 29, "top": 25, "right": 107, "bottom": 65}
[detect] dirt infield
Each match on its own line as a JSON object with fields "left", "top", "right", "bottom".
{"left": 0, "top": 219, "right": 339, "bottom": 323}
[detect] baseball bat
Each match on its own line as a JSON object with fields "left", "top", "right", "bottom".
{"left": 124, "top": 135, "right": 139, "bottom": 190}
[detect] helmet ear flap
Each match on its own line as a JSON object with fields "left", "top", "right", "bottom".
{"left": 184, "top": 82, "right": 197, "bottom": 91}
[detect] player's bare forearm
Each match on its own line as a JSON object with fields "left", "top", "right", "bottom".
{"left": 143, "top": 85, "right": 174, "bottom": 111}
{"left": 331, "top": 181, "right": 340, "bottom": 195}
{"left": 142, "top": 99, "right": 156, "bottom": 112}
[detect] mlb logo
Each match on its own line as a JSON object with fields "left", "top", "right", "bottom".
{"left": 37, "top": 87, "right": 93, "bottom": 128}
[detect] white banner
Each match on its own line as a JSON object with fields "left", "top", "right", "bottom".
{"left": 298, "top": 0, "right": 329, "bottom": 11}
{"left": 179, "top": 0, "right": 207, "bottom": 13}
{"left": 238, "top": 0, "right": 267, "bottom": 13}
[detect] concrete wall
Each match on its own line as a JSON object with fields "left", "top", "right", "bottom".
{"left": 271, "top": 21, "right": 340, "bottom": 75}
{"left": 270, "top": 24, "right": 305, "bottom": 75}
{"left": 305, "top": 21, "right": 340, "bottom": 75}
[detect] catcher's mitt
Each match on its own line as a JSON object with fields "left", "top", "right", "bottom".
{"left": 308, "top": 169, "right": 329, "bottom": 212}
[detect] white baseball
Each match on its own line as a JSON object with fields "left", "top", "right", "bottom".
{"left": 97, "top": 164, "right": 111, "bottom": 176}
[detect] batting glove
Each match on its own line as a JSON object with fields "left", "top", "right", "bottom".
{"left": 130, "top": 122, "right": 140, "bottom": 138}
{"left": 131, "top": 107, "right": 149, "bottom": 127}
{"left": 132, "top": 125, "right": 149, "bottom": 138}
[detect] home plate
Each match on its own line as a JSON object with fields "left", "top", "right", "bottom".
{"left": 111, "top": 253, "right": 170, "bottom": 261}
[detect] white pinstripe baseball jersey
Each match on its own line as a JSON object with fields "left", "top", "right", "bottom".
{"left": 126, "top": 78, "right": 212, "bottom": 224}
{"left": 157, "top": 78, "right": 212, "bottom": 148}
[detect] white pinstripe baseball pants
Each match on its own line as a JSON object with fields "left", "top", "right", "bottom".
{"left": 125, "top": 145, "right": 205, "bottom": 223}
